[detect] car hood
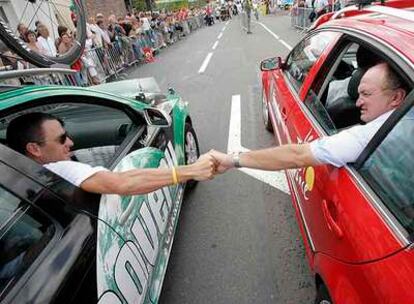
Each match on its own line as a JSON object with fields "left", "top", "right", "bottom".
{"left": 92, "top": 77, "right": 162, "bottom": 99}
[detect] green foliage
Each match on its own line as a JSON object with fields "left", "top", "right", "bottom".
{"left": 133, "top": 0, "right": 149, "bottom": 11}
{"left": 155, "top": 0, "right": 188, "bottom": 11}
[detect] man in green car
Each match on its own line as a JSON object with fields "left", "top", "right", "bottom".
{"left": 6, "top": 112, "right": 216, "bottom": 195}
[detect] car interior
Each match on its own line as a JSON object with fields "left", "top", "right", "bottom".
{"left": 306, "top": 42, "right": 411, "bottom": 132}
{"left": 0, "top": 98, "right": 148, "bottom": 168}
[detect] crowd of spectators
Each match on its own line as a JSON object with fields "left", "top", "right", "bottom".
{"left": 0, "top": 7, "right": 210, "bottom": 86}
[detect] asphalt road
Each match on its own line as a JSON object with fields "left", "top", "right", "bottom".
{"left": 125, "top": 13, "right": 314, "bottom": 304}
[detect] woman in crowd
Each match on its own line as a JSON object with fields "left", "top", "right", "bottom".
{"left": 57, "top": 32, "right": 72, "bottom": 54}
{"left": 26, "top": 31, "right": 43, "bottom": 55}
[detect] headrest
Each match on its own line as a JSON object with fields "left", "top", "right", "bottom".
{"left": 348, "top": 68, "right": 366, "bottom": 100}
{"left": 356, "top": 46, "right": 381, "bottom": 69}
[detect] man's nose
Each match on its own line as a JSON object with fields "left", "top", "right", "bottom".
{"left": 356, "top": 96, "right": 363, "bottom": 107}
{"left": 66, "top": 136, "right": 74, "bottom": 148}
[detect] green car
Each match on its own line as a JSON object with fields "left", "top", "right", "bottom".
{"left": 0, "top": 71, "right": 200, "bottom": 303}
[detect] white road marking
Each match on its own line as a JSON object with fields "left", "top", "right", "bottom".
{"left": 257, "top": 22, "right": 293, "bottom": 51}
{"left": 212, "top": 40, "right": 219, "bottom": 50}
{"left": 198, "top": 52, "right": 213, "bottom": 74}
{"left": 221, "top": 26, "right": 226, "bottom": 32}
{"left": 228, "top": 95, "right": 242, "bottom": 152}
{"left": 226, "top": 20, "right": 230, "bottom": 25}
{"left": 218, "top": 32, "right": 223, "bottom": 39}
{"left": 279, "top": 39, "right": 293, "bottom": 51}
{"left": 227, "top": 95, "right": 290, "bottom": 193}
{"left": 258, "top": 22, "right": 279, "bottom": 39}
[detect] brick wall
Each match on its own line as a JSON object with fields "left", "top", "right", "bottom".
{"left": 84, "top": 0, "right": 128, "bottom": 21}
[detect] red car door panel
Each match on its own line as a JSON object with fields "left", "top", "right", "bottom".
{"left": 285, "top": 100, "right": 402, "bottom": 263}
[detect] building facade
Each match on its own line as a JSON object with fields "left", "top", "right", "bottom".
{"left": 84, "top": 0, "right": 129, "bottom": 20}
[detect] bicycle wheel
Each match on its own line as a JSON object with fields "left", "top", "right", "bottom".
{"left": 0, "top": 0, "right": 86, "bottom": 67}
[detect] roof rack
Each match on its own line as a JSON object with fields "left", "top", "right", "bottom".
{"left": 331, "top": 1, "right": 414, "bottom": 23}
{"left": 0, "top": 68, "right": 76, "bottom": 81}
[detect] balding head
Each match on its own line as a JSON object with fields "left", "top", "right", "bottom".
{"left": 356, "top": 63, "right": 406, "bottom": 122}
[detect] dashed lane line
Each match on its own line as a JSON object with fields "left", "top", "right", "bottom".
{"left": 212, "top": 40, "right": 219, "bottom": 50}
{"left": 198, "top": 52, "right": 213, "bottom": 74}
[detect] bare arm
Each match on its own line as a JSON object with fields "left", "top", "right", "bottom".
{"left": 211, "top": 143, "right": 320, "bottom": 173}
{"left": 239, "top": 144, "right": 319, "bottom": 170}
{"left": 80, "top": 154, "right": 216, "bottom": 195}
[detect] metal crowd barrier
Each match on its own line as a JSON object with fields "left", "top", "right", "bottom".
{"left": 0, "top": 15, "right": 207, "bottom": 87}
{"left": 290, "top": 7, "right": 314, "bottom": 30}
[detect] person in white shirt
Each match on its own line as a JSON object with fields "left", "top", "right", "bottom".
{"left": 208, "top": 62, "right": 408, "bottom": 171}
{"left": 7, "top": 113, "right": 216, "bottom": 195}
{"left": 36, "top": 24, "right": 57, "bottom": 57}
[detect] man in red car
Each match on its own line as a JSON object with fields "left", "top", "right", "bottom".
{"left": 210, "top": 62, "right": 410, "bottom": 171}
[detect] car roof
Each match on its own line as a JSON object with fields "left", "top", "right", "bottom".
{"left": 318, "top": 5, "right": 414, "bottom": 63}
{"left": 0, "top": 85, "right": 148, "bottom": 113}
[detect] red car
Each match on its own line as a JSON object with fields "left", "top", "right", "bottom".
{"left": 260, "top": 1, "right": 414, "bottom": 303}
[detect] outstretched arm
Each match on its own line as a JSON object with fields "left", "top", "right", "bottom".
{"left": 210, "top": 144, "right": 319, "bottom": 173}
{"left": 80, "top": 153, "right": 217, "bottom": 195}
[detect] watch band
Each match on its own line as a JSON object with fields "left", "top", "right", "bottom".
{"left": 233, "top": 152, "right": 242, "bottom": 168}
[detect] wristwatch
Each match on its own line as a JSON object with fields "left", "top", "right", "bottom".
{"left": 232, "top": 152, "right": 242, "bottom": 168}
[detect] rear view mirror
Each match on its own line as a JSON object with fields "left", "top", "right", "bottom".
{"left": 260, "top": 57, "right": 284, "bottom": 71}
{"left": 143, "top": 108, "right": 171, "bottom": 127}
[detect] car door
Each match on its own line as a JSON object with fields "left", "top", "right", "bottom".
{"left": 269, "top": 31, "right": 340, "bottom": 146}
{"left": 285, "top": 36, "right": 411, "bottom": 263}
{"left": 0, "top": 146, "right": 104, "bottom": 304}
{"left": 96, "top": 113, "right": 184, "bottom": 304}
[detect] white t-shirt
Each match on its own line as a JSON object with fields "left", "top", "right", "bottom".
{"left": 310, "top": 111, "right": 393, "bottom": 167}
{"left": 37, "top": 36, "right": 57, "bottom": 57}
{"left": 44, "top": 161, "right": 108, "bottom": 187}
{"left": 141, "top": 17, "right": 151, "bottom": 31}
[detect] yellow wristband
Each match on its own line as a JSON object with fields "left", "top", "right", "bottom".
{"left": 172, "top": 167, "right": 179, "bottom": 185}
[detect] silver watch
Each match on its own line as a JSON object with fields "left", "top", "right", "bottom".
{"left": 232, "top": 152, "right": 242, "bottom": 168}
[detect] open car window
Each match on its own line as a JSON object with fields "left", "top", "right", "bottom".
{"left": 304, "top": 41, "right": 386, "bottom": 133}
{"left": 0, "top": 102, "right": 145, "bottom": 168}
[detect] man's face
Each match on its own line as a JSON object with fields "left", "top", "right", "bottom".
{"left": 356, "top": 66, "right": 398, "bottom": 122}
{"left": 34, "top": 120, "right": 74, "bottom": 163}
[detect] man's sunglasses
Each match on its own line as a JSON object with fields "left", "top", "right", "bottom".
{"left": 35, "top": 131, "right": 71, "bottom": 145}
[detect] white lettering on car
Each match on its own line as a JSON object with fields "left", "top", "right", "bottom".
{"left": 130, "top": 201, "right": 159, "bottom": 267}
{"left": 98, "top": 291, "right": 122, "bottom": 304}
{"left": 99, "top": 140, "right": 183, "bottom": 304}
{"left": 114, "top": 241, "right": 148, "bottom": 303}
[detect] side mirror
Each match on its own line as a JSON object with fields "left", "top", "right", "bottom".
{"left": 143, "top": 107, "right": 172, "bottom": 127}
{"left": 260, "top": 57, "right": 284, "bottom": 71}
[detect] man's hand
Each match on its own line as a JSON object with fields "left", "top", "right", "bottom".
{"left": 188, "top": 153, "right": 218, "bottom": 181}
{"left": 209, "top": 149, "right": 234, "bottom": 174}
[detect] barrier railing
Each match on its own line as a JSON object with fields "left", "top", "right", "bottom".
{"left": 0, "top": 15, "right": 207, "bottom": 87}
{"left": 290, "top": 7, "right": 314, "bottom": 30}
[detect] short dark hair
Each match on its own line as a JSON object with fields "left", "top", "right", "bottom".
{"left": 6, "top": 112, "right": 63, "bottom": 155}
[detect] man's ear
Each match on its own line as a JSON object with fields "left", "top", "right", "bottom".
{"left": 26, "top": 142, "right": 41, "bottom": 158}
{"left": 391, "top": 88, "right": 407, "bottom": 107}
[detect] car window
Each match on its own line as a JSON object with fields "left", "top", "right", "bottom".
{"left": 0, "top": 187, "right": 55, "bottom": 299}
{"left": 304, "top": 42, "right": 387, "bottom": 132}
{"left": 0, "top": 103, "right": 140, "bottom": 168}
{"left": 285, "top": 31, "right": 337, "bottom": 92}
{"left": 358, "top": 106, "right": 414, "bottom": 235}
